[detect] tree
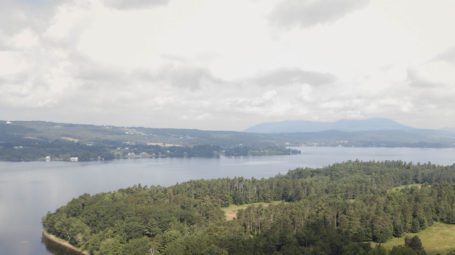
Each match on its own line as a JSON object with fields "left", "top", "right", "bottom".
{"left": 368, "top": 246, "right": 387, "bottom": 255}
{"left": 405, "top": 236, "right": 426, "bottom": 255}
{"left": 98, "top": 238, "right": 124, "bottom": 255}
{"left": 390, "top": 246, "right": 418, "bottom": 255}
{"left": 123, "top": 237, "right": 151, "bottom": 255}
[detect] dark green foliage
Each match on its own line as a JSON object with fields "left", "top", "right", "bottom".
{"left": 390, "top": 246, "right": 418, "bottom": 255}
{"left": 405, "top": 236, "right": 426, "bottom": 255}
{"left": 123, "top": 237, "right": 151, "bottom": 255}
{"left": 43, "top": 161, "right": 455, "bottom": 254}
{"left": 369, "top": 246, "right": 387, "bottom": 255}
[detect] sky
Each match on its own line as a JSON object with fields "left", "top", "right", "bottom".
{"left": 0, "top": 0, "right": 454, "bottom": 130}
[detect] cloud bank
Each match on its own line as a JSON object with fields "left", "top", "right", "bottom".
{"left": 104, "top": 0, "right": 169, "bottom": 10}
{"left": 252, "top": 68, "right": 335, "bottom": 87}
{"left": 0, "top": 0, "right": 455, "bottom": 130}
{"left": 268, "top": 0, "right": 369, "bottom": 28}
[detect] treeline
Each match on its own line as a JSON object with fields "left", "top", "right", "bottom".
{"left": 123, "top": 144, "right": 300, "bottom": 159}
{"left": 43, "top": 161, "right": 455, "bottom": 254}
{"left": 0, "top": 140, "right": 116, "bottom": 161}
{"left": 0, "top": 138, "right": 299, "bottom": 162}
{"left": 0, "top": 121, "right": 302, "bottom": 162}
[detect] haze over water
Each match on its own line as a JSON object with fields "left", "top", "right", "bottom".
{"left": 1, "top": 146, "right": 455, "bottom": 255}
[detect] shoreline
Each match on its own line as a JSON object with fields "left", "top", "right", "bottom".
{"left": 42, "top": 230, "right": 89, "bottom": 255}
{"left": 0, "top": 152, "right": 301, "bottom": 163}
{"left": 4, "top": 145, "right": 455, "bottom": 164}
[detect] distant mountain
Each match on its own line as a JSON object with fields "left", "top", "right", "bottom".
{"left": 246, "top": 118, "right": 416, "bottom": 133}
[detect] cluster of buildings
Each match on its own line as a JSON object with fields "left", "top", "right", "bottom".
{"left": 44, "top": 156, "right": 79, "bottom": 162}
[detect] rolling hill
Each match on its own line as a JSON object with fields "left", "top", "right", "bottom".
{"left": 246, "top": 118, "right": 415, "bottom": 133}
{"left": 2, "top": 119, "right": 455, "bottom": 162}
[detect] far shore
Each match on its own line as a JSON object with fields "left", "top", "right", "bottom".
{"left": 42, "top": 231, "right": 89, "bottom": 255}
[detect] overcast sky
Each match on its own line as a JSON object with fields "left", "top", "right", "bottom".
{"left": 1, "top": 0, "right": 454, "bottom": 130}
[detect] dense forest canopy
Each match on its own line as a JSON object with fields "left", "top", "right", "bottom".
{"left": 43, "top": 161, "right": 455, "bottom": 255}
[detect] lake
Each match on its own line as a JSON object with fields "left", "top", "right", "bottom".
{"left": 1, "top": 146, "right": 455, "bottom": 255}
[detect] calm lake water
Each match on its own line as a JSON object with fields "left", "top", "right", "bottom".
{"left": 1, "top": 146, "right": 455, "bottom": 255}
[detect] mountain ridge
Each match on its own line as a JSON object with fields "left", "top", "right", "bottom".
{"left": 246, "top": 118, "right": 419, "bottom": 133}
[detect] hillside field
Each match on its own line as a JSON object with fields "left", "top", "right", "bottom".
{"left": 377, "top": 222, "right": 455, "bottom": 255}
{"left": 222, "top": 201, "right": 282, "bottom": 220}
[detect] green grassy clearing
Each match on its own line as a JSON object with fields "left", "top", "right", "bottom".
{"left": 222, "top": 201, "right": 282, "bottom": 221}
{"left": 375, "top": 222, "right": 455, "bottom": 255}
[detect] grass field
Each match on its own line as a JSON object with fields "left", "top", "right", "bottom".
{"left": 222, "top": 201, "right": 282, "bottom": 221}
{"left": 376, "top": 222, "right": 455, "bottom": 255}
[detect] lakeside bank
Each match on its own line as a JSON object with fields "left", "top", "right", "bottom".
{"left": 42, "top": 231, "right": 89, "bottom": 255}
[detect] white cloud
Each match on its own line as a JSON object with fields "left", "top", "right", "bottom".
{"left": 251, "top": 68, "right": 335, "bottom": 87}
{"left": 268, "top": 0, "right": 369, "bottom": 28}
{"left": 104, "top": 0, "right": 169, "bottom": 10}
{"left": 0, "top": 0, "right": 455, "bottom": 130}
{"left": 8, "top": 28, "right": 39, "bottom": 49}
{"left": 433, "top": 47, "right": 455, "bottom": 65}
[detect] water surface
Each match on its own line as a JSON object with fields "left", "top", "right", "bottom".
{"left": 1, "top": 147, "right": 455, "bottom": 254}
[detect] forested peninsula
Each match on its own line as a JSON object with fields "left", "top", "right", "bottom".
{"left": 43, "top": 161, "right": 455, "bottom": 255}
